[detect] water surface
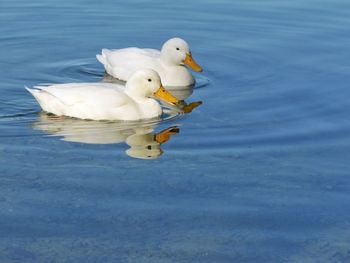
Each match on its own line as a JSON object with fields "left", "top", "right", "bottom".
{"left": 1, "top": 0, "right": 350, "bottom": 262}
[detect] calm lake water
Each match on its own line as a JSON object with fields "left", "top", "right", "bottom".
{"left": 1, "top": 0, "right": 350, "bottom": 262}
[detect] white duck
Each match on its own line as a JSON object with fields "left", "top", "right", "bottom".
{"left": 96, "top": 37, "right": 202, "bottom": 87}
{"left": 26, "top": 69, "right": 178, "bottom": 121}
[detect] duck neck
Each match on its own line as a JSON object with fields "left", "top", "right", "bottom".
{"left": 125, "top": 81, "right": 147, "bottom": 101}
{"left": 160, "top": 55, "right": 172, "bottom": 67}
{"left": 160, "top": 48, "right": 177, "bottom": 67}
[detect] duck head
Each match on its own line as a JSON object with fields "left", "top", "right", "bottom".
{"left": 125, "top": 69, "right": 179, "bottom": 105}
{"left": 161, "top": 38, "right": 202, "bottom": 72}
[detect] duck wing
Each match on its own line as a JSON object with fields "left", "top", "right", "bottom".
{"left": 37, "top": 83, "right": 130, "bottom": 108}
{"left": 97, "top": 48, "right": 161, "bottom": 81}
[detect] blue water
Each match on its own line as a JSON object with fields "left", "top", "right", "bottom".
{"left": 1, "top": 0, "right": 350, "bottom": 262}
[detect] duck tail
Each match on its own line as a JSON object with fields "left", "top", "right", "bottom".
{"left": 25, "top": 86, "right": 40, "bottom": 95}
{"left": 96, "top": 54, "right": 106, "bottom": 65}
{"left": 96, "top": 49, "right": 111, "bottom": 65}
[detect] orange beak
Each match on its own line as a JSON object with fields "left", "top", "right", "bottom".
{"left": 183, "top": 52, "right": 202, "bottom": 72}
{"left": 154, "top": 85, "right": 179, "bottom": 105}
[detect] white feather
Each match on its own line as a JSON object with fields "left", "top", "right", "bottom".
{"left": 26, "top": 70, "right": 166, "bottom": 121}
{"left": 96, "top": 38, "right": 199, "bottom": 87}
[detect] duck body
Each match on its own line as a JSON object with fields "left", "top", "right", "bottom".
{"left": 26, "top": 70, "right": 178, "bottom": 121}
{"left": 97, "top": 38, "right": 202, "bottom": 87}
{"left": 97, "top": 48, "right": 194, "bottom": 87}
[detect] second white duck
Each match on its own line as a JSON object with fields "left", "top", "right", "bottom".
{"left": 96, "top": 37, "right": 202, "bottom": 87}
{"left": 26, "top": 69, "right": 178, "bottom": 121}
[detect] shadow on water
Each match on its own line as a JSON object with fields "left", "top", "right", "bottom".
{"left": 31, "top": 113, "right": 181, "bottom": 160}
{"left": 29, "top": 96, "right": 202, "bottom": 159}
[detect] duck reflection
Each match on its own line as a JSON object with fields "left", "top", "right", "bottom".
{"left": 31, "top": 113, "right": 179, "bottom": 159}
{"left": 102, "top": 73, "right": 202, "bottom": 114}
{"left": 165, "top": 89, "right": 202, "bottom": 114}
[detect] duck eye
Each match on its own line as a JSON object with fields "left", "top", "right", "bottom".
{"left": 176, "top": 47, "right": 180, "bottom": 50}
{"left": 148, "top": 79, "right": 152, "bottom": 82}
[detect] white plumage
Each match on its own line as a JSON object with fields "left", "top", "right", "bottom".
{"left": 26, "top": 69, "right": 178, "bottom": 121}
{"left": 96, "top": 38, "right": 202, "bottom": 87}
